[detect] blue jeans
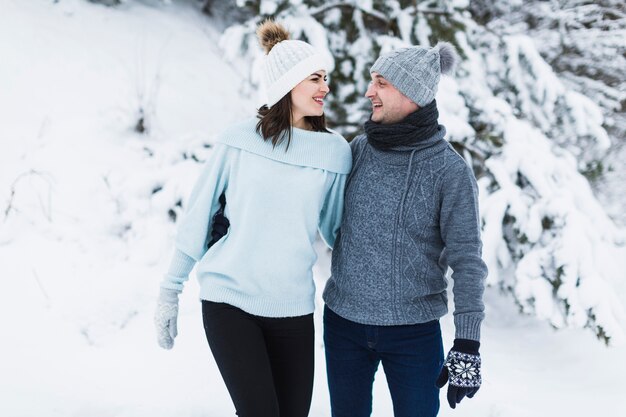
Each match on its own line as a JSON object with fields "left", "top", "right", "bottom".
{"left": 324, "top": 306, "right": 444, "bottom": 417}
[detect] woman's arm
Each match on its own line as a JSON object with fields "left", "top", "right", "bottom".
{"left": 318, "top": 172, "right": 348, "bottom": 249}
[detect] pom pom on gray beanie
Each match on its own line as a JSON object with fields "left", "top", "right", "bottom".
{"left": 370, "top": 42, "right": 459, "bottom": 107}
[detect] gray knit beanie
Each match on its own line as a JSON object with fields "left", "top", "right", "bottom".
{"left": 370, "top": 42, "right": 458, "bottom": 107}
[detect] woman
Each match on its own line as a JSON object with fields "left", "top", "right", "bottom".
{"left": 154, "top": 20, "right": 351, "bottom": 417}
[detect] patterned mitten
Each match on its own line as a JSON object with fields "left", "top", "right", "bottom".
{"left": 154, "top": 288, "right": 180, "bottom": 349}
{"left": 435, "top": 339, "right": 481, "bottom": 409}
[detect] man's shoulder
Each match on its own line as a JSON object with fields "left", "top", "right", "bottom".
{"left": 349, "top": 133, "right": 367, "bottom": 147}
{"left": 347, "top": 133, "right": 368, "bottom": 157}
{"left": 436, "top": 145, "right": 479, "bottom": 194}
{"left": 439, "top": 143, "right": 471, "bottom": 172}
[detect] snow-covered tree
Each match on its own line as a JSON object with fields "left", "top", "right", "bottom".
{"left": 469, "top": 0, "right": 626, "bottom": 228}
{"left": 457, "top": 25, "right": 625, "bottom": 344}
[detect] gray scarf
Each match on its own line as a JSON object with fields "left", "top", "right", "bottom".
{"left": 364, "top": 100, "right": 439, "bottom": 150}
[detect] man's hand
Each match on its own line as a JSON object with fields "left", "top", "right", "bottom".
{"left": 207, "top": 193, "right": 229, "bottom": 249}
{"left": 436, "top": 339, "right": 481, "bottom": 409}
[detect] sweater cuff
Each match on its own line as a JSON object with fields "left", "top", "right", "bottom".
{"left": 159, "top": 288, "right": 180, "bottom": 303}
{"left": 452, "top": 338, "right": 480, "bottom": 354}
{"left": 160, "top": 249, "right": 196, "bottom": 292}
{"left": 454, "top": 313, "right": 483, "bottom": 341}
{"left": 167, "top": 249, "right": 196, "bottom": 277}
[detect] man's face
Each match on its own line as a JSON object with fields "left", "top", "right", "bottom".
{"left": 365, "top": 72, "right": 419, "bottom": 124}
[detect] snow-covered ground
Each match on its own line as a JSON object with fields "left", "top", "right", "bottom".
{"left": 1, "top": 1, "right": 625, "bottom": 416}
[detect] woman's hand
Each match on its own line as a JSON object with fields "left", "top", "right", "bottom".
{"left": 154, "top": 288, "right": 180, "bottom": 349}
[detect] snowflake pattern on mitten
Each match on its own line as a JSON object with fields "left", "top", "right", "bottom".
{"left": 445, "top": 350, "right": 482, "bottom": 388}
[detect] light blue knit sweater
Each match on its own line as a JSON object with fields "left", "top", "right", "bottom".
{"left": 161, "top": 119, "right": 352, "bottom": 318}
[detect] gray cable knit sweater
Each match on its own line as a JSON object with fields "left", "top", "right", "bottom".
{"left": 322, "top": 126, "right": 487, "bottom": 341}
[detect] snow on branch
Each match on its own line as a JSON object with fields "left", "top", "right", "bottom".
{"left": 481, "top": 117, "right": 625, "bottom": 345}
{"left": 498, "top": 35, "right": 610, "bottom": 168}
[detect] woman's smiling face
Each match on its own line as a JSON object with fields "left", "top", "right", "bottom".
{"left": 290, "top": 70, "right": 330, "bottom": 127}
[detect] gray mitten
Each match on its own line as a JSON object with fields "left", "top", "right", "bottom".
{"left": 154, "top": 288, "right": 180, "bottom": 349}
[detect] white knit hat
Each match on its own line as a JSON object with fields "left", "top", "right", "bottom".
{"left": 257, "top": 21, "right": 328, "bottom": 107}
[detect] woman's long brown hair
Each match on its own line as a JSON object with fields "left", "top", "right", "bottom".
{"left": 256, "top": 94, "right": 329, "bottom": 150}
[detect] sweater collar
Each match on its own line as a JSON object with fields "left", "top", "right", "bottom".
{"left": 215, "top": 119, "right": 352, "bottom": 174}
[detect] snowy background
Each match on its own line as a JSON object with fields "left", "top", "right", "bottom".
{"left": 1, "top": 1, "right": 625, "bottom": 416}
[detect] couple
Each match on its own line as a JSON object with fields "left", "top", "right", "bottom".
{"left": 154, "top": 20, "right": 487, "bottom": 417}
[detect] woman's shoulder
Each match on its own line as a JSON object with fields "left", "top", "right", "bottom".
{"left": 215, "top": 118, "right": 259, "bottom": 144}
{"left": 322, "top": 128, "right": 351, "bottom": 155}
{"left": 315, "top": 129, "right": 352, "bottom": 173}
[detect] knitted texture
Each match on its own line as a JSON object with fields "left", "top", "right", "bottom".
{"left": 370, "top": 42, "right": 458, "bottom": 107}
{"left": 436, "top": 342, "right": 482, "bottom": 408}
{"left": 257, "top": 21, "right": 329, "bottom": 107}
{"left": 215, "top": 119, "right": 351, "bottom": 175}
{"left": 364, "top": 101, "right": 439, "bottom": 150}
{"left": 444, "top": 350, "right": 482, "bottom": 387}
{"left": 323, "top": 130, "right": 487, "bottom": 340}
{"left": 163, "top": 119, "right": 351, "bottom": 318}
{"left": 154, "top": 288, "right": 179, "bottom": 349}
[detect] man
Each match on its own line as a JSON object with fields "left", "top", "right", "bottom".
{"left": 321, "top": 42, "right": 488, "bottom": 417}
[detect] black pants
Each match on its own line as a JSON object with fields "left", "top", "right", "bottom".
{"left": 202, "top": 301, "right": 314, "bottom": 417}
